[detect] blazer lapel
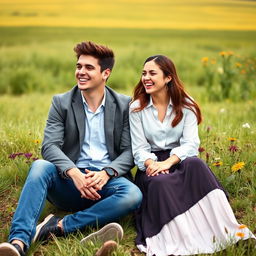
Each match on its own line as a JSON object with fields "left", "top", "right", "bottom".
{"left": 104, "top": 89, "right": 116, "bottom": 157}
{"left": 72, "top": 90, "right": 86, "bottom": 148}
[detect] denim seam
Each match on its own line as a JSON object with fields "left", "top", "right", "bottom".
{"left": 29, "top": 168, "right": 59, "bottom": 244}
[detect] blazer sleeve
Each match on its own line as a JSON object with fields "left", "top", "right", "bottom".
{"left": 107, "top": 102, "right": 134, "bottom": 177}
{"left": 41, "top": 95, "right": 76, "bottom": 177}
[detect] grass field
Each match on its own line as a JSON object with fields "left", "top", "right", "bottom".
{"left": 0, "top": 27, "right": 256, "bottom": 98}
{"left": 0, "top": 0, "right": 256, "bottom": 255}
{"left": 0, "top": 92, "right": 255, "bottom": 255}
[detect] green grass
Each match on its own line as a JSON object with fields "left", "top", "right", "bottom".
{"left": 0, "top": 93, "right": 255, "bottom": 255}
{"left": 0, "top": 21, "right": 256, "bottom": 256}
{"left": 0, "top": 27, "right": 256, "bottom": 99}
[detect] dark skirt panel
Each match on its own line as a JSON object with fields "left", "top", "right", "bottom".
{"left": 135, "top": 151, "right": 227, "bottom": 246}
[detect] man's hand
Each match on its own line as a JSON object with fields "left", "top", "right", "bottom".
{"left": 85, "top": 170, "right": 110, "bottom": 190}
{"left": 67, "top": 168, "right": 101, "bottom": 200}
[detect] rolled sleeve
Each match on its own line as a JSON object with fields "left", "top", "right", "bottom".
{"left": 170, "top": 109, "right": 200, "bottom": 161}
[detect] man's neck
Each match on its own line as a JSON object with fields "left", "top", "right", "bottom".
{"left": 82, "top": 86, "right": 105, "bottom": 113}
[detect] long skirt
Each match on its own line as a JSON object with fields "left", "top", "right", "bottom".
{"left": 135, "top": 151, "right": 255, "bottom": 256}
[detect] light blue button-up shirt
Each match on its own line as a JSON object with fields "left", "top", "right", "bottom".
{"left": 129, "top": 97, "right": 200, "bottom": 171}
{"left": 76, "top": 91, "right": 111, "bottom": 169}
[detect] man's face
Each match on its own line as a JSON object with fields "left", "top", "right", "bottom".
{"left": 75, "top": 55, "right": 110, "bottom": 91}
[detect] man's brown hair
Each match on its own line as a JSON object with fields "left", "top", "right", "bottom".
{"left": 74, "top": 41, "right": 115, "bottom": 72}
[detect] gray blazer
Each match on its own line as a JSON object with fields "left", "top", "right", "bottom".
{"left": 42, "top": 85, "right": 134, "bottom": 179}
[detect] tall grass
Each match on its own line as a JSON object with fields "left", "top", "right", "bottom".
{"left": 0, "top": 27, "right": 256, "bottom": 100}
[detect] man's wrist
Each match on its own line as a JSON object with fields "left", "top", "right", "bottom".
{"left": 102, "top": 167, "right": 117, "bottom": 178}
{"left": 66, "top": 167, "right": 80, "bottom": 178}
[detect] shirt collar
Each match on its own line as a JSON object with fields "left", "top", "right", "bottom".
{"left": 81, "top": 89, "right": 106, "bottom": 111}
{"left": 146, "top": 96, "right": 173, "bottom": 109}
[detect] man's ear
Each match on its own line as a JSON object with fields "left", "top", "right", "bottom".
{"left": 102, "top": 68, "right": 111, "bottom": 80}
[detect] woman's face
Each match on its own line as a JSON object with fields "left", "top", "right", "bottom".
{"left": 141, "top": 60, "right": 171, "bottom": 95}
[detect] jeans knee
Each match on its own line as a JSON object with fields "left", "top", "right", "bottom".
{"left": 122, "top": 184, "right": 142, "bottom": 211}
{"left": 29, "top": 159, "right": 57, "bottom": 180}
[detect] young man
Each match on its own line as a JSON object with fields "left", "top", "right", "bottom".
{"left": 0, "top": 41, "right": 142, "bottom": 256}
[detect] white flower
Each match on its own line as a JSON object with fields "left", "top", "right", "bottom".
{"left": 217, "top": 67, "right": 224, "bottom": 74}
{"left": 242, "top": 123, "right": 250, "bottom": 129}
{"left": 220, "top": 108, "right": 226, "bottom": 113}
{"left": 215, "top": 157, "right": 220, "bottom": 160}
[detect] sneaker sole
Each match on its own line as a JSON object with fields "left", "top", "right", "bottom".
{"left": 32, "top": 214, "right": 54, "bottom": 243}
{"left": 0, "top": 243, "right": 20, "bottom": 256}
{"left": 80, "top": 223, "right": 123, "bottom": 244}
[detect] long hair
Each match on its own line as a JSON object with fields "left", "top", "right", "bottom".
{"left": 132, "top": 55, "right": 202, "bottom": 127}
{"left": 74, "top": 41, "right": 115, "bottom": 72}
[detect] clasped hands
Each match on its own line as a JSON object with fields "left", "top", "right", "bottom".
{"left": 67, "top": 168, "right": 110, "bottom": 200}
{"left": 145, "top": 160, "right": 172, "bottom": 176}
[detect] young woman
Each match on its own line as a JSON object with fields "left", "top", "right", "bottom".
{"left": 129, "top": 55, "right": 255, "bottom": 256}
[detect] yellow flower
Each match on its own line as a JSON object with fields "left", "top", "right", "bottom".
{"left": 232, "top": 162, "right": 245, "bottom": 172}
{"left": 34, "top": 139, "right": 41, "bottom": 144}
{"left": 228, "top": 137, "right": 237, "bottom": 142}
{"left": 211, "top": 58, "right": 216, "bottom": 64}
{"left": 236, "top": 232, "right": 245, "bottom": 238}
{"left": 201, "top": 57, "right": 209, "bottom": 64}
{"left": 235, "top": 62, "right": 242, "bottom": 68}
{"left": 239, "top": 224, "right": 247, "bottom": 229}
{"left": 227, "top": 51, "right": 234, "bottom": 56}
{"left": 219, "top": 51, "right": 227, "bottom": 57}
{"left": 213, "top": 161, "right": 223, "bottom": 167}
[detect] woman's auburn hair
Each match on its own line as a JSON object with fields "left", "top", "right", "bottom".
{"left": 131, "top": 55, "right": 202, "bottom": 127}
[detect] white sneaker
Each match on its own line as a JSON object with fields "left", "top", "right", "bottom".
{"left": 0, "top": 242, "right": 24, "bottom": 256}
{"left": 80, "top": 223, "right": 123, "bottom": 244}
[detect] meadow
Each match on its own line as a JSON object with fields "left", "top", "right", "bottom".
{"left": 0, "top": 25, "right": 256, "bottom": 255}
{"left": 1, "top": 0, "right": 256, "bottom": 254}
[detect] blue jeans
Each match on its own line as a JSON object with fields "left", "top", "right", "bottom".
{"left": 8, "top": 160, "right": 142, "bottom": 248}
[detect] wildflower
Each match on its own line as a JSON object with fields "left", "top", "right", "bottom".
{"left": 239, "top": 224, "right": 247, "bottom": 229}
{"left": 231, "top": 162, "right": 245, "bottom": 172}
{"left": 201, "top": 57, "right": 209, "bottom": 64}
{"left": 242, "top": 123, "right": 250, "bottom": 129}
{"left": 236, "top": 232, "right": 245, "bottom": 238}
{"left": 228, "top": 137, "right": 237, "bottom": 142}
{"left": 219, "top": 51, "right": 227, "bottom": 57}
{"left": 227, "top": 51, "right": 234, "bottom": 56}
{"left": 219, "top": 108, "right": 225, "bottom": 113}
{"left": 240, "top": 69, "right": 246, "bottom": 74}
{"left": 206, "top": 126, "right": 211, "bottom": 133}
{"left": 206, "top": 152, "right": 210, "bottom": 162}
{"left": 198, "top": 147, "right": 205, "bottom": 153}
{"left": 229, "top": 145, "right": 238, "bottom": 153}
{"left": 8, "top": 153, "right": 18, "bottom": 160}
{"left": 24, "top": 153, "right": 33, "bottom": 159}
{"left": 210, "top": 59, "right": 216, "bottom": 64}
{"left": 235, "top": 62, "right": 242, "bottom": 68}
{"left": 217, "top": 67, "right": 224, "bottom": 74}
{"left": 213, "top": 161, "right": 223, "bottom": 167}
{"left": 34, "top": 139, "right": 41, "bottom": 144}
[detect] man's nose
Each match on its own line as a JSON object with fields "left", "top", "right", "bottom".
{"left": 80, "top": 66, "right": 86, "bottom": 74}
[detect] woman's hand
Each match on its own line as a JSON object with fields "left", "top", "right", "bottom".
{"left": 145, "top": 155, "right": 180, "bottom": 177}
{"left": 146, "top": 161, "right": 171, "bottom": 176}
